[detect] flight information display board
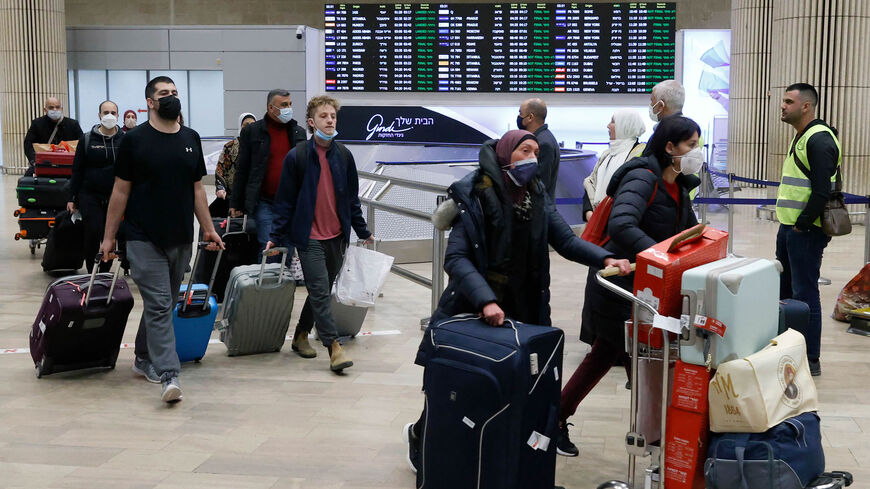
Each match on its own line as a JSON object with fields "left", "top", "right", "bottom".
{"left": 324, "top": 2, "right": 676, "bottom": 93}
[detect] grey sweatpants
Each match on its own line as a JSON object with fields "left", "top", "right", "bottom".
{"left": 129, "top": 240, "right": 191, "bottom": 381}
{"left": 297, "top": 236, "right": 346, "bottom": 347}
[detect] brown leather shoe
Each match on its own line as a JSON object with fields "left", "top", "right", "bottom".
{"left": 328, "top": 341, "right": 353, "bottom": 372}
{"left": 291, "top": 327, "right": 317, "bottom": 358}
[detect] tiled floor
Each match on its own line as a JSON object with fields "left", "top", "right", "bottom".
{"left": 0, "top": 174, "right": 867, "bottom": 488}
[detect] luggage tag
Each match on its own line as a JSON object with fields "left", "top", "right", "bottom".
{"left": 692, "top": 314, "right": 727, "bottom": 338}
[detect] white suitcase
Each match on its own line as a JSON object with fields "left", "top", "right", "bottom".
{"left": 680, "top": 257, "right": 781, "bottom": 368}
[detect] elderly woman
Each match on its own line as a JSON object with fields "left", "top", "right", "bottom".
{"left": 556, "top": 116, "right": 703, "bottom": 458}
{"left": 401, "top": 129, "right": 631, "bottom": 475}
{"left": 582, "top": 108, "right": 648, "bottom": 221}
{"left": 211, "top": 112, "right": 256, "bottom": 217}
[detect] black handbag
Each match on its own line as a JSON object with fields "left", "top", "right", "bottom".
{"left": 793, "top": 154, "right": 851, "bottom": 237}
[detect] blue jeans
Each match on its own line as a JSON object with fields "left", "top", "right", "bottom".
{"left": 775, "top": 224, "right": 831, "bottom": 361}
{"left": 254, "top": 199, "right": 280, "bottom": 263}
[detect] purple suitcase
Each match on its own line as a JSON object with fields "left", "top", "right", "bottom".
{"left": 29, "top": 254, "right": 134, "bottom": 378}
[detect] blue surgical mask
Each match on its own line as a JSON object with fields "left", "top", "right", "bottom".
{"left": 315, "top": 128, "right": 338, "bottom": 141}
{"left": 276, "top": 106, "right": 293, "bottom": 123}
{"left": 504, "top": 158, "right": 538, "bottom": 187}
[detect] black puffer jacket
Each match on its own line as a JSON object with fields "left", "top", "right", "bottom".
{"left": 579, "top": 155, "right": 699, "bottom": 347}
{"left": 70, "top": 125, "right": 124, "bottom": 201}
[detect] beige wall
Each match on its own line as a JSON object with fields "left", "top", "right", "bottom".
{"left": 65, "top": 0, "right": 731, "bottom": 29}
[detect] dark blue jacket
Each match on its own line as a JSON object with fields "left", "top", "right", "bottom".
{"left": 269, "top": 137, "right": 371, "bottom": 250}
{"left": 430, "top": 139, "right": 613, "bottom": 327}
{"left": 580, "top": 154, "right": 700, "bottom": 347}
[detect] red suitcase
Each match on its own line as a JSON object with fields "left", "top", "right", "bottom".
{"left": 34, "top": 151, "right": 75, "bottom": 177}
{"left": 634, "top": 224, "right": 728, "bottom": 318}
{"left": 30, "top": 255, "right": 134, "bottom": 377}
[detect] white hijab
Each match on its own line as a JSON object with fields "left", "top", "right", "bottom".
{"left": 592, "top": 109, "right": 647, "bottom": 206}
{"left": 238, "top": 112, "right": 256, "bottom": 133}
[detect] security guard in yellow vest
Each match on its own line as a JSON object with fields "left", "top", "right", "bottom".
{"left": 775, "top": 83, "right": 841, "bottom": 377}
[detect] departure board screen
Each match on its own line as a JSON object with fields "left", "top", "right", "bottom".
{"left": 324, "top": 2, "right": 676, "bottom": 93}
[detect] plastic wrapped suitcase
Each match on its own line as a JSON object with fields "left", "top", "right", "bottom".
{"left": 192, "top": 215, "right": 258, "bottom": 302}
{"left": 634, "top": 224, "right": 729, "bottom": 319}
{"left": 14, "top": 208, "right": 58, "bottom": 240}
{"left": 218, "top": 248, "right": 295, "bottom": 356}
{"left": 42, "top": 210, "right": 84, "bottom": 272}
{"left": 29, "top": 253, "right": 134, "bottom": 377}
{"left": 16, "top": 176, "right": 70, "bottom": 208}
{"left": 416, "top": 315, "right": 564, "bottom": 489}
{"left": 173, "top": 243, "right": 221, "bottom": 363}
{"left": 680, "top": 257, "right": 781, "bottom": 368}
{"left": 34, "top": 151, "right": 75, "bottom": 177}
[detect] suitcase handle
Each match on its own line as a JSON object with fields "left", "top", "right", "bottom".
{"left": 222, "top": 214, "right": 250, "bottom": 237}
{"left": 84, "top": 251, "right": 124, "bottom": 307}
{"left": 259, "top": 247, "right": 289, "bottom": 287}
{"left": 181, "top": 241, "right": 223, "bottom": 313}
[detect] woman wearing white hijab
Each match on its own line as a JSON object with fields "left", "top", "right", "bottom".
{"left": 582, "top": 109, "right": 648, "bottom": 221}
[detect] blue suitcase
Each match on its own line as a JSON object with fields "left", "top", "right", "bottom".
{"left": 173, "top": 243, "right": 221, "bottom": 363}
{"left": 415, "top": 315, "right": 564, "bottom": 489}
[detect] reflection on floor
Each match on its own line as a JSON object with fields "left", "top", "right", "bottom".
{"left": 0, "top": 174, "right": 867, "bottom": 488}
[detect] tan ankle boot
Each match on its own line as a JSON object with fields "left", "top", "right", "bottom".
{"left": 291, "top": 328, "right": 317, "bottom": 358}
{"left": 328, "top": 341, "right": 353, "bottom": 372}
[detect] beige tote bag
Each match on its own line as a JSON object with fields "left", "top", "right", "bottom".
{"left": 708, "top": 329, "right": 818, "bottom": 433}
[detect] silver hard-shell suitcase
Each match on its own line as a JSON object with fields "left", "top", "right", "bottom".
{"left": 218, "top": 248, "right": 295, "bottom": 356}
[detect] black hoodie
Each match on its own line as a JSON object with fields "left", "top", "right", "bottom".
{"left": 69, "top": 125, "right": 125, "bottom": 202}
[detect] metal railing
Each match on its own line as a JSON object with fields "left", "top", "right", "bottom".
{"left": 358, "top": 170, "right": 449, "bottom": 324}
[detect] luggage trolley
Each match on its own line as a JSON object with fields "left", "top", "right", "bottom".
{"left": 596, "top": 267, "right": 673, "bottom": 489}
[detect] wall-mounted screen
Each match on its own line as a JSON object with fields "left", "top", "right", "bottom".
{"left": 324, "top": 2, "right": 676, "bottom": 93}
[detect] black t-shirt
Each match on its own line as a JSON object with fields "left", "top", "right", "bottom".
{"left": 115, "top": 122, "right": 206, "bottom": 249}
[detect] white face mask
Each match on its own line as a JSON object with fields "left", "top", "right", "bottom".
{"left": 675, "top": 147, "right": 704, "bottom": 175}
{"left": 47, "top": 109, "right": 62, "bottom": 121}
{"left": 100, "top": 114, "right": 117, "bottom": 130}
{"left": 648, "top": 101, "right": 663, "bottom": 122}
{"left": 276, "top": 107, "right": 293, "bottom": 123}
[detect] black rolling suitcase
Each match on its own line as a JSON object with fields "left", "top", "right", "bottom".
{"left": 16, "top": 176, "right": 70, "bottom": 208}
{"left": 30, "top": 254, "right": 134, "bottom": 377}
{"left": 192, "top": 215, "right": 258, "bottom": 302}
{"left": 415, "top": 315, "right": 564, "bottom": 489}
{"left": 42, "top": 210, "right": 84, "bottom": 272}
{"left": 14, "top": 208, "right": 59, "bottom": 240}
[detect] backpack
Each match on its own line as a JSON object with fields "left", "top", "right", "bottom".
{"left": 580, "top": 169, "right": 657, "bottom": 246}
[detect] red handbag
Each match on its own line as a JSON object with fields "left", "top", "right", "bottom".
{"left": 581, "top": 169, "right": 657, "bottom": 246}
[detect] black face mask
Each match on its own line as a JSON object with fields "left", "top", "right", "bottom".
{"left": 154, "top": 95, "right": 181, "bottom": 121}
{"left": 516, "top": 114, "right": 527, "bottom": 130}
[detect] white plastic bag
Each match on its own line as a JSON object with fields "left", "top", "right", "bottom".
{"left": 333, "top": 245, "right": 394, "bottom": 307}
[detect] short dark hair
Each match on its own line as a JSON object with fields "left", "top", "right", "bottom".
{"left": 267, "top": 89, "right": 291, "bottom": 106}
{"left": 786, "top": 83, "right": 818, "bottom": 108}
{"left": 643, "top": 115, "right": 702, "bottom": 169}
{"left": 145, "top": 76, "right": 175, "bottom": 100}
{"left": 99, "top": 100, "right": 118, "bottom": 113}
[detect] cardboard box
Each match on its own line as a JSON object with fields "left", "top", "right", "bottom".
{"left": 634, "top": 225, "right": 728, "bottom": 319}
{"left": 664, "top": 407, "right": 709, "bottom": 489}
{"left": 671, "top": 360, "right": 712, "bottom": 414}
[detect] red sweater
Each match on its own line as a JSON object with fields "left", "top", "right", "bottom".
{"left": 310, "top": 144, "right": 342, "bottom": 240}
{"left": 261, "top": 117, "right": 292, "bottom": 199}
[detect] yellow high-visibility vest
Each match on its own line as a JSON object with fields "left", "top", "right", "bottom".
{"left": 775, "top": 125, "right": 842, "bottom": 226}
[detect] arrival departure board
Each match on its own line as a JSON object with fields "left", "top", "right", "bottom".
{"left": 324, "top": 2, "right": 676, "bottom": 93}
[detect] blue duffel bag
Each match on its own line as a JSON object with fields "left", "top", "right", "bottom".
{"left": 705, "top": 411, "right": 825, "bottom": 489}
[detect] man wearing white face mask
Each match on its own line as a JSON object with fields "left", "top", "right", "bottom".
{"left": 23, "top": 96, "right": 83, "bottom": 172}
{"left": 68, "top": 100, "right": 124, "bottom": 273}
{"left": 230, "top": 89, "right": 307, "bottom": 259}
{"left": 647, "top": 79, "right": 685, "bottom": 123}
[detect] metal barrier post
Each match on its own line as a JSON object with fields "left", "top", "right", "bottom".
{"left": 431, "top": 195, "right": 447, "bottom": 313}
{"left": 727, "top": 173, "right": 735, "bottom": 255}
{"left": 865, "top": 195, "right": 870, "bottom": 264}
{"left": 367, "top": 204, "right": 376, "bottom": 238}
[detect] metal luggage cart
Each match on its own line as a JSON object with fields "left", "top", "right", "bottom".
{"left": 596, "top": 267, "right": 673, "bottom": 489}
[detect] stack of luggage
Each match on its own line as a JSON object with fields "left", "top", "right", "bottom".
{"left": 15, "top": 148, "right": 79, "bottom": 266}
{"left": 591, "top": 224, "right": 854, "bottom": 489}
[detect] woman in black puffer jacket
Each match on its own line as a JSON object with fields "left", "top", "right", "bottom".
{"left": 556, "top": 116, "right": 703, "bottom": 457}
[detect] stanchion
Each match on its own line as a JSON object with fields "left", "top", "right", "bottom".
{"left": 727, "top": 173, "right": 735, "bottom": 255}
{"left": 699, "top": 164, "right": 708, "bottom": 225}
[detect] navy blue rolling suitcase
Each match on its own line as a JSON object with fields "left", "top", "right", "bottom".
{"left": 415, "top": 315, "right": 564, "bottom": 489}
{"left": 779, "top": 299, "right": 811, "bottom": 335}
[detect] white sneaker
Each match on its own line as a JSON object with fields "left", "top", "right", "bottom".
{"left": 161, "top": 377, "right": 183, "bottom": 403}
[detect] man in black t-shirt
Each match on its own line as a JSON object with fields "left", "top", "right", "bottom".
{"left": 100, "top": 76, "right": 224, "bottom": 404}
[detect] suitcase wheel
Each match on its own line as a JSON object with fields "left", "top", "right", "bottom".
{"left": 194, "top": 358, "right": 202, "bottom": 363}
{"left": 14, "top": 233, "right": 21, "bottom": 241}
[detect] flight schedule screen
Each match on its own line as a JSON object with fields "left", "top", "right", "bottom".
{"left": 324, "top": 2, "right": 676, "bottom": 93}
